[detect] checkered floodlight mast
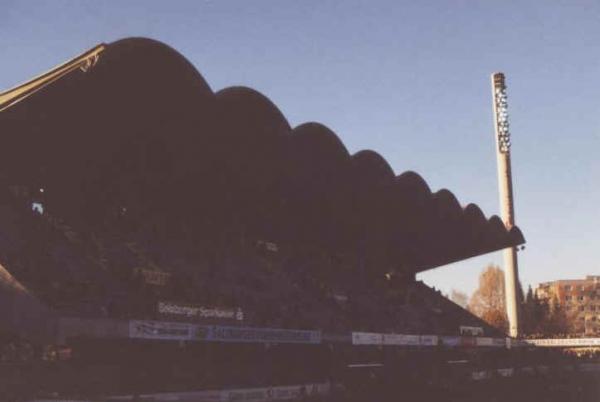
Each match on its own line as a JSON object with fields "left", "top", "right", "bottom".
{"left": 491, "top": 72, "right": 520, "bottom": 338}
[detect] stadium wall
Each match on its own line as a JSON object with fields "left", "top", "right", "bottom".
{"left": 0, "top": 264, "right": 55, "bottom": 343}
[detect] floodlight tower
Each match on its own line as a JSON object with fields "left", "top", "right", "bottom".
{"left": 491, "top": 72, "right": 520, "bottom": 338}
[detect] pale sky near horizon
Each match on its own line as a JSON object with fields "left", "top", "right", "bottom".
{"left": 1, "top": 0, "right": 598, "bottom": 298}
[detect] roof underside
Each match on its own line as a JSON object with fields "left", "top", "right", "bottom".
{"left": 0, "top": 38, "right": 524, "bottom": 275}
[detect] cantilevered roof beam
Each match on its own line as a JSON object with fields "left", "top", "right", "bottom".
{"left": 0, "top": 44, "right": 105, "bottom": 112}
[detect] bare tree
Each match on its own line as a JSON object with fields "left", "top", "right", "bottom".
{"left": 468, "top": 265, "right": 507, "bottom": 332}
{"left": 449, "top": 289, "right": 469, "bottom": 309}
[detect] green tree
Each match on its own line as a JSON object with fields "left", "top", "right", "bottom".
{"left": 521, "top": 287, "right": 577, "bottom": 336}
{"left": 544, "top": 296, "right": 572, "bottom": 335}
{"left": 522, "top": 285, "right": 541, "bottom": 335}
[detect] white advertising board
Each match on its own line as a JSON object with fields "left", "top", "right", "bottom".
{"left": 352, "top": 332, "right": 383, "bottom": 345}
{"left": 525, "top": 337, "right": 600, "bottom": 348}
{"left": 129, "top": 320, "right": 193, "bottom": 341}
{"left": 104, "top": 382, "right": 331, "bottom": 402}
{"left": 382, "top": 334, "right": 420, "bottom": 346}
{"left": 475, "top": 337, "right": 493, "bottom": 347}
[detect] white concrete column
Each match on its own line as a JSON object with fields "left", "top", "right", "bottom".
{"left": 491, "top": 73, "right": 520, "bottom": 338}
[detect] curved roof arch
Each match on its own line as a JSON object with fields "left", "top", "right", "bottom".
{"left": 350, "top": 150, "right": 395, "bottom": 185}
{"left": 395, "top": 171, "right": 432, "bottom": 200}
{"left": 105, "top": 37, "right": 214, "bottom": 97}
{"left": 291, "top": 122, "right": 350, "bottom": 165}
{"left": 432, "top": 189, "right": 463, "bottom": 222}
{"left": 463, "top": 203, "right": 487, "bottom": 227}
{"left": 215, "top": 86, "right": 291, "bottom": 134}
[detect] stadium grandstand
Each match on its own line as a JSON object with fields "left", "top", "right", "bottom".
{"left": 0, "top": 38, "right": 596, "bottom": 401}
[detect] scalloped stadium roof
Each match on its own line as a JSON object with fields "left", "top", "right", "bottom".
{"left": 0, "top": 38, "right": 524, "bottom": 275}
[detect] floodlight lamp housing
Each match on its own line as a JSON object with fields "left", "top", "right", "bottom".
{"left": 492, "top": 72, "right": 511, "bottom": 154}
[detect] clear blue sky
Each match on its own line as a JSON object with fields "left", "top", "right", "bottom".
{"left": 1, "top": 0, "right": 599, "bottom": 297}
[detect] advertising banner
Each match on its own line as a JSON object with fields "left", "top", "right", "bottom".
{"left": 105, "top": 382, "right": 330, "bottom": 402}
{"left": 510, "top": 339, "right": 528, "bottom": 347}
{"left": 382, "top": 334, "right": 420, "bottom": 346}
{"left": 475, "top": 337, "right": 493, "bottom": 347}
{"left": 491, "top": 338, "right": 506, "bottom": 348}
{"left": 440, "top": 336, "right": 461, "bottom": 347}
{"left": 460, "top": 336, "right": 476, "bottom": 347}
{"left": 137, "top": 269, "right": 170, "bottom": 286}
{"left": 158, "top": 301, "right": 244, "bottom": 322}
{"left": 471, "top": 370, "right": 491, "bottom": 381}
{"left": 525, "top": 337, "right": 600, "bottom": 347}
{"left": 382, "top": 334, "right": 402, "bottom": 345}
{"left": 129, "top": 320, "right": 193, "bottom": 340}
{"left": 129, "top": 322, "right": 321, "bottom": 344}
{"left": 57, "top": 317, "right": 128, "bottom": 344}
{"left": 497, "top": 368, "right": 514, "bottom": 377}
{"left": 224, "top": 383, "right": 329, "bottom": 402}
{"left": 398, "top": 334, "right": 420, "bottom": 346}
{"left": 419, "top": 335, "right": 439, "bottom": 346}
{"left": 459, "top": 326, "right": 483, "bottom": 336}
{"left": 352, "top": 332, "right": 383, "bottom": 345}
{"left": 207, "top": 326, "right": 321, "bottom": 344}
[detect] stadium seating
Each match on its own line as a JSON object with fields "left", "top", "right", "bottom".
{"left": 0, "top": 184, "right": 503, "bottom": 339}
